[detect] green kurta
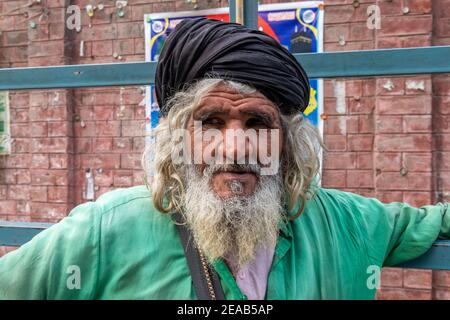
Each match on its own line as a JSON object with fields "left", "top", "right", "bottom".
{"left": 0, "top": 185, "right": 448, "bottom": 299}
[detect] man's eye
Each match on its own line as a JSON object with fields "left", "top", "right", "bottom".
{"left": 202, "top": 117, "right": 223, "bottom": 126}
{"left": 246, "top": 118, "right": 269, "bottom": 128}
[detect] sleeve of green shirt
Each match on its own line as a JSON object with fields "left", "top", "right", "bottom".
{"left": 326, "top": 189, "right": 450, "bottom": 267}
{"left": 0, "top": 201, "right": 101, "bottom": 300}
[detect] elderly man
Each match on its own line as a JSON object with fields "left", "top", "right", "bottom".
{"left": 0, "top": 19, "right": 448, "bottom": 300}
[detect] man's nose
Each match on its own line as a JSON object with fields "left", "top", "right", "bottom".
{"left": 221, "top": 121, "right": 254, "bottom": 164}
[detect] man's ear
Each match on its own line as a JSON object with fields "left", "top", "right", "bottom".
{"left": 159, "top": 116, "right": 166, "bottom": 124}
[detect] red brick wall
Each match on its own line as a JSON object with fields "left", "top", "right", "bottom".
{"left": 0, "top": 0, "right": 449, "bottom": 299}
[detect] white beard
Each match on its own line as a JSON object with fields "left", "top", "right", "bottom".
{"left": 182, "top": 165, "right": 284, "bottom": 270}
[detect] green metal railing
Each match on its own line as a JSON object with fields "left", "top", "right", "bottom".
{"left": 0, "top": 0, "right": 449, "bottom": 270}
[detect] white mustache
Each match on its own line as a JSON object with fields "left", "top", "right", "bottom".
{"left": 203, "top": 164, "right": 262, "bottom": 178}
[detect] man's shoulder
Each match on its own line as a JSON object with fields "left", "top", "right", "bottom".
{"left": 94, "top": 185, "right": 153, "bottom": 213}
{"left": 68, "top": 185, "right": 170, "bottom": 228}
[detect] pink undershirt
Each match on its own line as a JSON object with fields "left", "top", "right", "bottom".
{"left": 225, "top": 244, "right": 276, "bottom": 300}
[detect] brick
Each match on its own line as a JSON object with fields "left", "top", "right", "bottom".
{"left": 30, "top": 186, "right": 47, "bottom": 202}
{"left": 378, "top": 16, "right": 432, "bottom": 37}
{"left": 323, "top": 151, "right": 357, "bottom": 170}
{"left": 357, "top": 152, "right": 373, "bottom": 169}
{"left": 133, "top": 171, "right": 145, "bottom": 185}
{"left": 30, "top": 138, "right": 70, "bottom": 153}
{"left": 92, "top": 138, "right": 113, "bottom": 152}
{"left": 375, "top": 172, "right": 432, "bottom": 191}
{"left": 113, "top": 39, "right": 134, "bottom": 55}
{"left": 376, "top": 288, "right": 431, "bottom": 300}
{"left": 96, "top": 121, "right": 121, "bottom": 137}
{"left": 405, "top": 77, "right": 432, "bottom": 95}
{"left": 80, "top": 154, "right": 121, "bottom": 170}
{"left": 0, "top": 201, "right": 17, "bottom": 215}
{"left": 377, "top": 96, "right": 432, "bottom": 115}
{"left": 115, "top": 105, "right": 134, "bottom": 120}
{"left": 82, "top": 92, "right": 118, "bottom": 106}
{"left": 134, "top": 38, "right": 145, "bottom": 55}
{"left": 92, "top": 40, "right": 113, "bottom": 57}
{"left": 324, "top": 24, "right": 349, "bottom": 43}
{"left": 435, "top": 115, "right": 450, "bottom": 133}
{"left": 113, "top": 170, "right": 133, "bottom": 187}
{"left": 324, "top": 116, "right": 347, "bottom": 135}
{"left": 31, "top": 170, "right": 68, "bottom": 186}
{"left": 8, "top": 185, "right": 30, "bottom": 201}
{"left": 48, "top": 121, "right": 71, "bottom": 137}
{"left": 49, "top": 154, "right": 70, "bottom": 169}
{"left": 30, "top": 106, "right": 68, "bottom": 121}
{"left": 346, "top": 116, "right": 359, "bottom": 133}
{"left": 435, "top": 18, "right": 450, "bottom": 37}
{"left": 28, "top": 41, "right": 66, "bottom": 58}
{"left": 376, "top": 78, "right": 405, "bottom": 96}
{"left": 48, "top": 186, "right": 69, "bottom": 203}
{"left": 346, "top": 170, "right": 373, "bottom": 188}
{"left": 359, "top": 115, "right": 374, "bottom": 133}
{"left": 403, "top": 153, "right": 432, "bottom": 172}
{"left": 375, "top": 191, "right": 403, "bottom": 203}
{"left": 31, "top": 203, "right": 69, "bottom": 220}
{"left": 133, "top": 137, "right": 145, "bottom": 152}
{"left": 11, "top": 139, "right": 30, "bottom": 154}
{"left": 121, "top": 120, "right": 145, "bottom": 137}
{"left": 74, "top": 138, "right": 92, "bottom": 153}
{"left": 348, "top": 97, "right": 375, "bottom": 114}
{"left": 348, "top": 135, "right": 373, "bottom": 151}
{"left": 376, "top": 134, "right": 432, "bottom": 152}
{"left": 10, "top": 123, "right": 30, "bottom": 138}
{"left": 15, "top": 169, "right": 31, "bottom": 184}
{"left": 49, "top": 23, "right": 66, "bottom": 41}
{"left": 403, "top": 269, "right": 432, "bottom": 290}
{"left": 113, "top": 137, "right": 133, "bottom": 152}
{"left": 376, "top": 116, "right": 403, "bottom": 134}
{"left": 433, "top": 270, "right": 450, "bottom": 288}
{"left": 380, "top": 268, "right": 403, "bottom": 287}
{"left": 5, "top": 154, "right": 30, "bottom": 169}
{"left": 322, "top": 170, "right": 346, "bottom": 188}
{"left": 30, "top": 154, "right": 50, "bottom": 169}
{"left": 404, "top": 0, "right": 432, "bottom": 14}
{"left": 403, "top": 115, "right": 432, "bottom": 133}
{"left": 29, "top": 122, "right": 48, "bottom": 137}
{"left": 94, "top": 170, "right": 113, "bottom": 187}
{"left": 433, "top": 289, "right": 450, "bottom": 300}
{"left": 121, "top": 153, "right": 142, "bottom": 170}
{"left": 4, "top": 31, "right": 28, "bottom": 46}
{"left": 117, "top": 22, "right": 144, "bottom": 39}
{"left": 403, "top": 192, "right": 431, "bottom": 207}
{"left": 74, "top": 24, "right": 118, "bottom": 41}
{"left": 435, "top": 134, "right": 450, "bottom": 151}
{"left": 434, "top": 152, "right": 450, "bottom": 170}
{"left": 435, "top": 96, "right": 450, "bottom": 115}
{"left": 323, "top": 134, "right": 346, "bottom": 151}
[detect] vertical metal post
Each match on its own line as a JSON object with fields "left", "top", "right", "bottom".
{"left": 243, "top": 0, "right": 258, "bottom": 29}
{"left": 229, "top": 0, "right": 258, "bottom": 29}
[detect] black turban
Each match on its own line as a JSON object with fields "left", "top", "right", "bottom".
{"left": 155, "top": 18, "right": 310, "bottom": 117}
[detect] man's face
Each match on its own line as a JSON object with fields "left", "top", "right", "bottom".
{"left": 186, "top": 84, "right": 283, "bottom": 199}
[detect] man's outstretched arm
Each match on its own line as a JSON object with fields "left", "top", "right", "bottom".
{"left": 323, "top": 189, "right": 449, "bottom": 267}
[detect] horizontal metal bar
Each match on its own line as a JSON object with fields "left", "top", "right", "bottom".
{"left": 0, "top": 46, "right": 449, "bottom": 90}
{"left": 0, "top": 220, "right": 449, "bottom": 270}
{"left": 0, "top": 62, "right": 155, "bottom": 91}
{"left": 394, "top": 240, "right": 450, "bottom": 271}
{"left": 299, "top": 46, "right": 450, "bottom": 78}
{"left": 0, "top": 221, "right": 53, "bottom": 247}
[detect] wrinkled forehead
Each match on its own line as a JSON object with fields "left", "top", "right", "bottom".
{"left": 194, "top": 83, "right": 279, "bottom": 117}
